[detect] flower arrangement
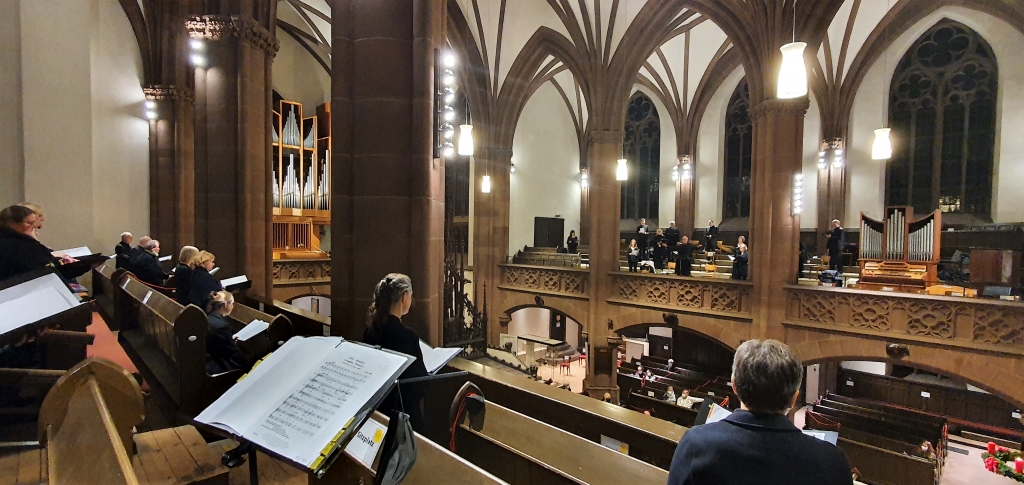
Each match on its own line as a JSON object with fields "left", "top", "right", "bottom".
{"left": 982, "top": 442, "right": 1024, "bottom": 483}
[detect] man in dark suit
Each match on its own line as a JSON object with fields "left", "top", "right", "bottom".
{"left": 705, "top": 219, "right": 719, "bottom": 254}
{"left": 636, "top": 218, "right": 650, "bottom": 259}
{"left": 133, "top": 239, "right": 168, "bottom": 286}
{"left": 667, "top": 339, "right": 853, "bottom": 485}
{"left": 126, "top": 235, "right": 151, "bottom": 274}
{"left": 826, "top": 219, "right": 845, "bottom": 274}
{"left": 675, "top": 236, "right": 693, "bottom": 276}
{"left": 114, "top": 232, "right": 132, "bottom": 269}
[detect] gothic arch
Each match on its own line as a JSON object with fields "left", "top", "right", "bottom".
{"left": 621, "top": 92, "right": 662, "bottom": 221}
{"left": 497, "top": 291, "right": 590, "bottom": 332}
{"left": 723, "top": 78, "right": 752, "bottom": 220}
{"left": 611, "top": 308, "right": 748, "bottom": 351}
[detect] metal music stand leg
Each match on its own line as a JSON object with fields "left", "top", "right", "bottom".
{"left": 249, "top": 449, "right": 258, "bottom": 485}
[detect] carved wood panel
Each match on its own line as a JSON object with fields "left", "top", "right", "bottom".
{"left": 499, "top": 265, "right": 589, "bottom": 297}
{"left": 609, "top": 274, "right": 751, "bottom": 316}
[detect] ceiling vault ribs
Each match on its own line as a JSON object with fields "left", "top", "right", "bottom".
{"left": 285, "top": 0, "right": 329, "bottom": 48}
{"left": 278, "top": 20, "right": 330, "bottom": 74}
{"left": 492, "top": 0, "right": 508, "bottom": 97}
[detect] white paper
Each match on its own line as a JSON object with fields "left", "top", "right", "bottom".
{"left": 705, "top": 403, "right": 733, "bottom": 424}
{"left": 221, "top": 275, "right": 248, "bottom": 288}
{"left": 53, "top": 246, "right": 92, "bottom": 258}
{"left": 419, "top": 340, "right": 463, "bottom": 374}
{"left": 0, "top": 275, "right": 80, "bottom": 336}
{"left": 159, "top": 255, "right": 172, "bottom": 262}
{"left": 210, "top": 267, "right": 220, "bottom": 275}
{"left": 343, "top": 418, "right": 387, "bottom": 468}
{"left": 196, "top": 338, "right": 412, "bottom": 468}
{"left": 233, "top": 319, "right": 270, "bottom": 342}
{"left": 802, "top": 430, "right": 839, "bottom": 445}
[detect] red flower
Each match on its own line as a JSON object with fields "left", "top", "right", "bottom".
{"left": 985, "top": 457, "right": 999, "bottom": 473}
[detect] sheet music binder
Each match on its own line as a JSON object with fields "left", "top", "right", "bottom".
{"left": 0, "top": 268, "right": 83, "bottom": 346}
{"left": 194, "top": 336, "right": 414, "bottom": 478}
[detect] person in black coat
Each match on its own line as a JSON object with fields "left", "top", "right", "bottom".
{"left": 126, "top": 236, "right": 151, "bottom": 275}
{"left": 636, "top": 218, "right": 650, "bottom": 259}
{"left": 133, "top": 240, "right": 168, "bottom": 286}
{"left": 705, "top": 219, "right": 719, "bottom": 254}
{"left": 114, "top": 232, "right": 133, "bottom": 270}
{"left": 731, "top": 245, "right": 749, "bottom": 280}
{"left": 675, "top": 236, "right": 693, "bottom": 277}
{"left": 668, "top": 340, "right": 853, "bottom": 485}
{"left": 627, "top": 239, "right": 641, "bottom": 272}
{"left": 188, "top": 251, "right": 222, "bottom": 311}
{"left": 173, "top": 246, "right": 199, "bottom": 305}
{"left": 204, "top": 290, "right": 249, "bottom": 375}
{"left": 363, "top": 273, "right": 429, "bottom": 432}
{"left": 826, "top": 219, "right": 846, "bottom": 273}
{"left": 0, "top": 205, "right": 56, "bottom": 282}
{"left": 652, "top": 229, "right": 668, "bottom": 270}
{"left": 566, "top": 230, "right": 579, "bottom": 254}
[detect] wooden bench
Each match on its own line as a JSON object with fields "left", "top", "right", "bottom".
{"left": 628, "top": 392, "right": 699, "bottom": 426}
{"left": 115, "top": 274, "right": 293, "bottom": 418}
{"left": 244, "top": 295, "right": 330, "bottom": 338}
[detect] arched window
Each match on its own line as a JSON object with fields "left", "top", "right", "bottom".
{"left": 621, "top": 93, "right": 660, "bottom": 221}
{"left": 887, "top": 20, "right": 997, "bottom": 219}
{"left": 723, "top": 79, "right": 752, "bottom": 219}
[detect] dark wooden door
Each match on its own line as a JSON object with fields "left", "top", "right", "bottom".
{"left": 649, "top": 334, "right": 672, "bottom": 359}
{"left": 549, "top": 312, "right": 567, "bottom": 342}
{"left": 534, "top": 217, "right": 565, "bottom": 248}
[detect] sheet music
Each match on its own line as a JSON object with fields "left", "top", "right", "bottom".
{"left": 705, "top": 403, "right": 732, "bottom": 424}
{"left": 233, "top": 319, "right": 270, "bottom": 341}
{"left": 0, "top": 285, "right": 77, "bottom": 336}
{"left": 221, "top": 275, "right": 248, "bottom": 287}
{"left": 210, "top": 267, "right": 220, "bottom": 275}
{"left": 196, "top": 337, "right": 412, "bottom": 468}
{"left": 53, "top": 246, "right": 92, "bottom": 258}
{"left": 419, "top": 340, "right": 463, "bottom": 374}
{"left": 158, "top": 255, "right": 172, "bottom": 262}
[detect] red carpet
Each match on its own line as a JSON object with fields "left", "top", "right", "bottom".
{"left": 86, "top": 312, "right": 149, "bottom": 391}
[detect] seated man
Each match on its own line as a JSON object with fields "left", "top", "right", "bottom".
{"left": 667, "top": 339, "right": 852, "bottom": 485}
{"left": 665, "top": 386, "right": 677, "bottom": 402}
{"left": 133, "top": 239, "right": 168, "bottom": 286}
{"left": 676, "top": 389, "right": 704, "bottom": 409}
{"left": 114, "top": 232, "right": 132, "bottom": 269}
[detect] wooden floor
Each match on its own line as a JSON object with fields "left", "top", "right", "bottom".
{"left": 208, "top": 440, "right": 307, "bottom": 485}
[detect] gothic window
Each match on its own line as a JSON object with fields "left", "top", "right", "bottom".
{"left": 887, "top": 20, "right": 998, "bottom": 218}
{"left": 621, "top": 93, "right": 660, "bottom": 220}
{"left": 723, "top": 79, "right": 752, "bottom": 219}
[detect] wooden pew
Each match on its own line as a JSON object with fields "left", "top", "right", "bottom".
{"left": 115, "top": 275, "right": 293, "bottom": 418}
{"left": 441, "top": 358, "right": 684, "bottom": 469}
{"left": 91, "top": 263, "right": 120, "bottom": 327}
{"left": 640, "top": 354, "right": 731, "bottom": 378}
{"left": 453, "top": 400, "right": 669, "bottom": 484}
{"left": 619, "top": 362, "right": 737, "bottom": 405}
{"left": 244, "top": 295, "right": 329, "bottom": 338}
{"left": 837, "top": 438, "right": 936, "bottom": 485}
{"left": 628, "top": 393, "right": 699, "bottom": 426}
{"left": 617, "top": 373, "right": 724, "bottom": 409}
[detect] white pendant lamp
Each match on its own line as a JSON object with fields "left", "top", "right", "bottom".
{"left": 872, "top": 128, "right": 893, "bottom": 160}
{"left": 481, "top": 175, "right": 492, "bottom": 194}
{"left": 616, "top": 159, "right": 629, "bottom": 181}
{"left": 777, "top": 42, "right": 808, "bottom": 99}
{"left": 458, "top": 124, "right": 474, "bottom": 156}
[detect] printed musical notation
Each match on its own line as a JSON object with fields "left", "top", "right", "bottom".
{"left": 257, "top": 359, "right": 371, "bottom": 442}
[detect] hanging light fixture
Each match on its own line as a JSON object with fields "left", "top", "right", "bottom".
{"left": 777, "top": 0, "right": 807, "bottom": 99}
{"left": 616, "top": 159, "right": 629, "bottom": 181}
{"left": 872, "top": 129, "right": 893, "bottom": 160}
{"left": 458, "top": 125, "right": 474, "bottom": 156}
{"left": 481, "top": 175, "right": 492, "bottom": 193}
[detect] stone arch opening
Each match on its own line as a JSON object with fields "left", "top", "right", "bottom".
{"left": 615, "top": 321, "right": 736, "bottom": 373}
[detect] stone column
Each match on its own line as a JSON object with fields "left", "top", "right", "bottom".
{"left": 583, "top": 130, "right": 623, "bottom": 397}
{"left": 330, "top": 0, "right": 445, "bottom": 344}
{"left": 675, "top": 154, "right": 696, "bottom": 238}
{"left": 748, "top": 99, "right": 809, "bottom": 340}
{"left": 472, "top": 147, "right": 512, "bottom": 345}
{"left": 816, "top": 139, "right": 847, "bottom": 253}
{"left": 188, "top": 16, "right": 278, "bottom": 298}
{"left": 144, "top": 86, "right": 195, "bottom": 258}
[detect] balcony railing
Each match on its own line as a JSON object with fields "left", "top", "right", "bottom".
{"left": 607, "top": 272, "right": 753, "bottom": 319}
{"left": 272, "top": 258, "right": 330, "bottom": 285}
{"left": 499, "top": 264, "right": 589, "bottom": 299}
{"left": 784, "top": 285, "right": 1024, "bottom": 355}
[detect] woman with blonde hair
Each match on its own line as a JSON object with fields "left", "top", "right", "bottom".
{"left": 204, "top": 290, "right": 248, "bottom": 374}
{"left": 187, "top": 250, "right": 221, "bottom": 310}
{"left": 173, "top": 246, "right": 199, "bottom": 305}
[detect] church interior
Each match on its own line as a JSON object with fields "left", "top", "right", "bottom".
{"left": 2, "top": 0, "right": 1024, "bottom": 484}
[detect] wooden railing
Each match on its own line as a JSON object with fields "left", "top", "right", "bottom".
{"left": 498, "top": 264, "right": 589, "bottom": 299}
{"left": 607, "top": 272, "right": 754, "bottom": 319}
{"left": 272, "top": 258, "right": 330, "bottom": 285}
{"left": 784, "top": 285, "right": 1024, "bottom": 355}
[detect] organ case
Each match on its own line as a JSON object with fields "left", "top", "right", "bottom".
{"left": 858, "top": 207, "right": 941, "bottom": 292}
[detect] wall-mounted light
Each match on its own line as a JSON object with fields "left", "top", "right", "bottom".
{"left": 832, "top": 148, "right": 844, "bottom": 168}
{"left": 792, "top": 173, "right": 804, "bottom": 215}
{"left": 190, "top": 39, "right": 204, "bottom": 51}
{"left": 441, "top": 142, "right": 455, "bottom": 158}
{"left": 458, "top": 124, "right": 474, "bottom": 156}
{"left": 872, "top": 128, "right": 893, "bottom": 160}
{"left": 442, "top": 86, "right": 455, "bottom": 105}
{"left": 817, "top": 150, "right": 827, "bottom": 169}
{"left": 819, "top": 139, "right": 845, "bottom": 169}
{"left": 442, "top": 106, "right": 455, "bottom": 122}
{"left": 509, "top": 163, "right": 516, "bottom": 174}
{"left": 443, "top": 53, "right": 456, "bottom": 68}
{"left": 189, "top": 39, "right": 206, "bottom": 67}
{"left": 144, "top": 100, "right": 157, "bottom": 120}
{"left": 580, "top": 169, "right": 589, "bottom": 188}
{"left": 441, "top": 123, "right": 455, "bottom": 140}
{"left": 678, "top": 155, "right": 692, "bottom": 180}
{"left": 442, "top": 69, "right": 455, "bottom": 86}
{"left": 671, "top": 165, "right": 679, "bottom": 181}
{"left": 481, "top": 175, "right": 492, "bottom": 193}
{"left": 616, "top": 159, "right": 628, "bottom": 181}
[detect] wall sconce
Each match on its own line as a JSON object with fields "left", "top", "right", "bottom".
{"left": 792, "top": 173, "right": 804, "bottom": 215}
{"left": 616, "top": 159, "right": 628, "bottom": 181}
{"left": 819, "top": 139, "right": 845, "bottom": 169}
{"left": 580, "top": 169, "right": 589, "bottom": 188}
{"left": 144, "top": 100, "right": 157, "bottom": 120}
{"left": 441, "top": 142, "right": 455, "bottom": 157}
{"left": 678, "top": 155, "right": 692, "bottom": 180}
{"left": 189, "top": 39, "right": 206, "bottom": 67}
{"left": 671, "top": 165, "right": 679, "bottom": 181}
{"left": 509, "top": 163, "right": 516, "bottom": 174}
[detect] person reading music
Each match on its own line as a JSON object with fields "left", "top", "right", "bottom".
{"left": 204, "top": 290, "right": 249, "bottom": 375}
{"left": 676, "top": 236, "right": 693, "bottom": 276}
{"left": 363, "top": 273, "right": 429, "bottom": 433}
{"left": 826, "top": 219, "right": 846, "bottom": 274}
{"left": 732, "top": 245, "right": 749, "bottom": 280}
{"left": 566, "top": 230, "right": 579, "bottom": 254}
{"left": 188, "top": 251, "right": 222, "bottom": 310}
{"left": 636, "top": 218, "right": 650, "bottom": 259}
{"left": 653, "top": 229, "right": 668, "bottom": 269}
{"left": 667, "top": 339, "right": 853, "bottom": 485}
{"left": 127, "top": 235, "right": 152, "bottom": 274}
{"left": 174, "top": 246, "right": 199, "bottom": 305}
{"left": 115, "top": 232, "right": 133, "bottom": 269}
{"left": 134, "top": 239, "right": 168, "bottom": 286}
{"left": 0, "top": 205, "right": 57, "bottom": 282}
{"left": 627, "top": 239, "right": 640, "bottom": 272}
{"left": 705, "top": 219, "right": 719, "bottom": 254}
{"left": 676, "top": 389, "right": 703, "bottom": 409}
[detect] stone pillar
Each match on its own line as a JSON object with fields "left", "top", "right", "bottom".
{"left": 583, "top": 130, "right": 623, "bottom": 396}
{"left": 330, "top": 0, "right": 445, "bottom": 344}
{"left": 816, "top": 139, "right": 847, "bottom": 253}
{"left": 748, "top": 99, "right": 809, "bottom": 340}
{"left": 188, "top": 16, "right": 278, "bottom": 298}
{"left": 144, "top": 86, "right": 195, "bottom": 258}
{"left": 473, "top": 147, "right": 512, "bottom": 345}
{"left": 675, "top": 154, "right": 696, "bottom": 238}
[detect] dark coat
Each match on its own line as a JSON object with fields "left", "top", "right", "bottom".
{"left": 173, "top": 264, "right": 194, "bottom": 305}
{"left": 705, "top": 224, "right": 719, "bottom": 250}
{"left": 127, "top": 245, "right": 145, "bottom": 273}
{"left": 664, "top": 227, "right": 681, "bottom": 247}
{"left": 205, "top": 312, "right": 248, "bottom": 375}
{"left": 566, "top": 236, "right": 579, "bottom": 254}
{"left": 827, "top": 227, "right": 846, "bottom": 254}
{"left": 636, "top": 224, "right": 650, "bottom": 248}
{"left": 667, "top": 410, "right": 853, "bottom": 485}
{"left": 364, "top": 314, "right": 430, "bottom": 430}
{"left": 0, "top": 227, "right": 56, "bottom": 283}
{"left": 188, "top": 267, "right": 222, "bottom": 311}
{"left": 676, "top": 243, "right": 693, "bottom": 276}
{"left": 732, "top": 252, "right": 749, "bottom": 280}
{"left": 114, "top": 241, "right": 132, "bottom": 269}
{"left": 133, "top": 251, "right": 167, "bottom": 287}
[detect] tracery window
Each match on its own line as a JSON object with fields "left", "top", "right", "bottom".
{"left": 723, "top": 79, "right": 752, "bottom": 219}
{"left": 621, "top": 93, "right": 660, "bottom": 220}
{"left": 887, "top": 20, "right": 998, "bottom": 218}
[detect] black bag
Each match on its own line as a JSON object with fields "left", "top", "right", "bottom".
{"left": 818, "top": 270, "right": 842, "bottom": 286}
{"left": 374, "top": 409, "right": 418, "bottom": 485}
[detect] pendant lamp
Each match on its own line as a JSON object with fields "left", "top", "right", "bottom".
{"left": 458, "top": 125, "right": 474, "bottom": 156}
{"left": 777, "top": 0, "right": 807, "bottom": 99}
{"left": 481, "top": 175, "right": 491, "bottom": 194}
{"left": 872, "top": 129, "right": 893, "bottom": 160}
{"left": 616, "top": 159, "right": 628, "bottom": 181}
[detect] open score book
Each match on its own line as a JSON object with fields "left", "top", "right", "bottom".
{"left": 195, "top": 337, "right": 413, "bottom": 471}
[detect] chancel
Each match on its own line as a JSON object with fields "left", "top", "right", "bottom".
{"left": 2, "top": 1, "right": 1023, "bottom": 484}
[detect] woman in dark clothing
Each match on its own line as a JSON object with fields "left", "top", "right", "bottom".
{"left": 204, "top": 290, "right": 248, "bottom": 375}
{"left": 627, "top": 239, "right": 640, "bottom": 272}
{"left": 363, "top": 273, "right": 429, "bottom": 432}
{"left": 731, "top": 245, "right": 749, "bottom": 280}
{"left": 188, "top": 251, "right": 222, "bottom": 311}
{"left": 0, "top": 205, "right": 56, "bottom": 282}
{"left": 566, "top": 230, "right": 579, "bottom": 254}
{"left": 174, "top": 246, "right": 198, "bottom": 305}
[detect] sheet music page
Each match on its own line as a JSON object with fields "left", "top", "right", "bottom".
{"left": 233, "top": 319, "right": 270, "bottom": 341}
{"left": 0, "top": 285, "right": 76, "bottom": 335}
{"left": 53, "top": 246, "right": 92, "bottom": 258}
{"left": 705, "top": 404, "right": 732, "bottom": 424}
{"left": 221, "top": 275, "right": 248, "bottom": 287}
{"left": 419, "top": 340, "right": 463, "bottom": 374}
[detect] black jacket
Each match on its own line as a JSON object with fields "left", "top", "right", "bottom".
{"left": 566, "top": 236, "right": 579, "bottom": 254}
{"left": 114, "top": 241, "right": 132, "bottom": 269}
{"left": 732, "top": 253, "right": 749, "bottom": 280}
{"left": 127, "top": 245, "right": 145, "bottom": 273}
{"left": 133, "top": 251, "right": 167, "bottom": 287}
{"left": 665, "top": 227, "right": 680, "bottom": 247}
{"left": 827, "top": 227, "right": 846, "bottom": 253}
{"left": 667, "top": 410, "right": 852, "bottom": 485}
{"left": 173, "top": 264, "right": 194, "bottom": 305}
{"left": 205, "top": 312, "right": 248, "bottom": 375}
{"left": 364, "top": 315, "right": 430, "bottom": 430}
{"left": 0, "top": 227, "right": 56, "bottom": 283}
{"left": 188, "top": 267, "right": 222, "bottom": 311}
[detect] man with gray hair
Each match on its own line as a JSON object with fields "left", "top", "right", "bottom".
{"left": 114, "top": 232, "right": 133, "bottom": 269}
{"left": 132, "top": 239, "right": 167, "bottom": 286}
{"left": 667, "top": 339, "right": 852, "bottom": 485}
